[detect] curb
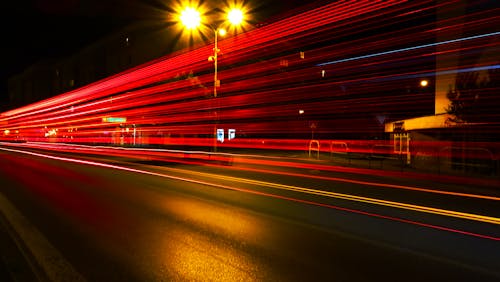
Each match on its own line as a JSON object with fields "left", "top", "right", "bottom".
{"left": 0, "top": 192, "right": 86, "bottom": 282}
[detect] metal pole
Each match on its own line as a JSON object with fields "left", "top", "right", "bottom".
{"left": 213, "top": 28, "right": 218, "bottom": 152}
{"left": 213, "top": 29, "right": 218, "bottom": 98}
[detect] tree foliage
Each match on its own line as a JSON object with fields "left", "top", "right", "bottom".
{"left": 447, "top": 68, "right": 500, "bottom": 123}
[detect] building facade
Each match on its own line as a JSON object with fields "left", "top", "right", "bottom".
{"left": 8, "top": 22, "right": 179, "bottom": 108}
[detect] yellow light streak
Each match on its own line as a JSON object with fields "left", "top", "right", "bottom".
{"left": 156, "top": 166, "right": 500, "bottom": 225}
{"left": 2, "top": 144, "right": 498, "bottom": 226}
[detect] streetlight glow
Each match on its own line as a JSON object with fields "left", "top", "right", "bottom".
{"left": 180, "top": 7, "right": 201, "bottom": 30}
{"left": 227, "top": 8, "right": 244, "bottom": 25}
{"left": 176, "top": 4, "right": 247, "bottom": 152}
{"left": 420, "top": 79, "right": 429, "bottom": 87}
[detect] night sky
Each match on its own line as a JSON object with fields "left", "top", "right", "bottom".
{"left": 0, "top": 0, "right": 310, "bottom": 107}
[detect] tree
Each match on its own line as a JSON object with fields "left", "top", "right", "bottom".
{"left": 446, "top": 68, "right": 500, "bottom": 124}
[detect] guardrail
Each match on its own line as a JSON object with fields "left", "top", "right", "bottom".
{"left": 329, "top": 141, "right": 350, "bottom": 163}
{"left": 304, "top": 140, "right": 497, "bottom": 176}
{"left": 330, "top": 141, "right": 348, "bottom": 154}
{"left": 308, "top": 140, "right": 320, "bottom": 159}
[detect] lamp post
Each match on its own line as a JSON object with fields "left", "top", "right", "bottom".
{"left": 208, "top": 27, "right": 226, "bottom": 98}
{"left": 179, "top": 7, "right": 244, "bottom": 97}
{"left": 179, "top": 6, "right": 245, "bottom": 151}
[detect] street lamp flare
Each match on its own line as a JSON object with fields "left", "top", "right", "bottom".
{"left": 180, "top": 7, "right": 201, "bottom": 29}
{"left": 176, "top": 5, "right": 247, "bottom": 152}
{"left": 227, "top": 8, "right": 244, "bottom": 25}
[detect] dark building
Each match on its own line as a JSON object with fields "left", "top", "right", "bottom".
{"left": 8, "top": 21, "right": 179, "bottom": 108}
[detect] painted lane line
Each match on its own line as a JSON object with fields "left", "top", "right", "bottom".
{"left": 143, "top": 166, "right": 500, "bottom": 225}
{"left": 1, "top": 146, "right": 499, "bottom": 241}
{"left": 5, "top": 141, "right": 498, "bottom": 202}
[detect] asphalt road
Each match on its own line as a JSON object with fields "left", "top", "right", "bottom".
{"left": 0, "top": 146, "right": 499, "bottom": 281}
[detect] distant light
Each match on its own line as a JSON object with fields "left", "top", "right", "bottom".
{"left": 321, "top": 70, "right": 326, "bottom": 78}
{"left": 299, "top": 109, "right": 305, "bottom": 115}
{"left": 45, "top": 129, "right": 57, "bottom": 137}
{"left": 227, "top": 8, "right": 244, "bottom": 25}
{"left": 4, "top": 129, "right": 9, "bottom": 135}
{"left": 218, "top": 28, "right": 227, "bottom": 36}
{"left": 420, "top": 79, "right": 429, "bottom": 87}
{"left": 180, "top": 7, "right": 201, "bottom": 29}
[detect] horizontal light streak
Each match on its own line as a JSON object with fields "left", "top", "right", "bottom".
{"left": 1, "top": 146, "right": 498, "bottom": 241}
{"left": 28, "top": 140, "right": 483, "bottom": 203}
{"left": 140, "top": 162, "right": 500, "bottom": 216}
{"left": 3, "top": 10, "right": 497, "bottom": 139}
{"left": 368, "top": 64, "right": 500, "bottom": 84}
{"left": 3, "top": 140, "right": 500, "bottom": 209}
{"left": 317, "top": 31, "right": 500, "bottom": 67}
{"left": 1, "top": 0, "right": 407, "bottom": 121}
{"left": 0, "top": 0, "right": 497, "bottom": 246}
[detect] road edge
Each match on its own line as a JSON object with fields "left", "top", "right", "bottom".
{"left": 0, "top": 192, "right": 86, "bottom": 282}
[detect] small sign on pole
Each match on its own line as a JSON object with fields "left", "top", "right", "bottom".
{"left": 102, "top": 117, "right": 127, "bottom": 123}
{"left": 228, "top": 129, "right": 235, "bottom": 140}
{"left": 217, "top": 129, "right": 224, "bottom": 143}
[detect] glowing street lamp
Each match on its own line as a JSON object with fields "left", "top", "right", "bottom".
{"left": 420, "top": 79, "right": 429, "bottom": 87}
{"left": 179, "top": 6, "right": 245, "bottom": 98}
{"left": 178, "top": 6, "right": 245, "bottom": 152}
{"left": 179, "top": 7, "right": 201, "bottom": 30}
{"left": 227, "top": 8, "right": 244, "bottom": 26}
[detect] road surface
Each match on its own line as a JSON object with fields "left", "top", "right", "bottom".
{"left": 0, "top": 144, "right": 499, "bottom": 281}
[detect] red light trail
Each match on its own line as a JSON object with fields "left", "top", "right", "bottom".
{"left": 0, "top": 0, "right": 499, "bottom": 208}
{"left": 1, "top": 145, "right": 498, "bottom": 242}
{"left": 1, "top": 2, "right": 499, "bottom": 280}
